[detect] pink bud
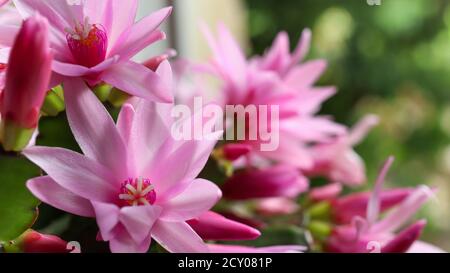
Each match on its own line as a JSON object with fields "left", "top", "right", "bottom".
{"left": 222, "top": 165, "right": 309, "bottom": 200}
{"left": 1, "top": 15, "right": 52, "bottom": 129}
{"left": 20, "top": 230, "right": 69, "bottom": 253}
{"left": 187, "top": 211, "right": 261, "bottom": 241}
{"left": 222, "top": 143, "right": 252, "bottom": 161}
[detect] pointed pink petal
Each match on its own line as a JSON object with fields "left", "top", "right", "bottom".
{"left": 367, "top": 156, "right": 395, "bottom": 224}
{"left": 109, "top": 224, "right": 152, "bottom": 253}
{"left": 285, "top": 60, "right": 327, "bottom": 89}
{"left": 260, "top": 31, "right": 290, "bottom": 72}
{"left": 84, "top": 0, "right": 138, "bottom": 52}
{"left": 23, "top": 147, "right": 117, "bottom": 203}
{"left": 27, "top": 176, "right": 95, "bottom": 217}
{"left": 188, "top": 211, "right": 261, "bottom": 241}
{"left": 371, "top": 186, "right": 434, "bottom": 234}
{"left": 290, "top": 28, "right": 312, "bottom": 67}
{"left": 348, "top": 115, "right": 379, "bottom": 146}
{"left": 64, "top": 78, "right": 128, "bottom": 180}
{"left": 110, "top": 7, "right": 172, "bottom": 59}
{"left": 92, "top": 201, "right": 120, "bottom": 241}
{"left": 382, "top": 220, "right": 426, "bottom": 253}
{"left": 160, "top": 179, "right": 221, "bottom": 221}
{"left": 116, "top": 103, "right": 135, "bottom": 147}
{"left": 152, "top": 221, "right": 208, "bottom": 253}
{"left": 102, "top": 61, "right": 173, "bottom": 103}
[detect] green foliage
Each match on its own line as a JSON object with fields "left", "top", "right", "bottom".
{"left": 0, "top": 153, "right": 40, "bottom": 242}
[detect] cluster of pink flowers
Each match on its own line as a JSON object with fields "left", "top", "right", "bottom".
{"left": 0, "top": 0, "right": 445, "bottom": 253}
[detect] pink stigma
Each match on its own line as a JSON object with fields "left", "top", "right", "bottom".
{"left": 66, "top": 18, "right": 107, "bottom": 68}
{"left": 119, "top": 178, "right": 156, "bottom": 207}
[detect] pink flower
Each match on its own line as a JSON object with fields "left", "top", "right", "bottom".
{"left": 325, "top": 157, "right": 436, "bottom": 253}
{"left": 0, "top": 14, "right": 52, "bottom": 151}
{"left": 7, "top": 0, "right": 173, "bottom": 102}
{"left": 208, "top": 244, "right": 306, "bottom": 253}
{"left": 197, "top": 24, "right": 345, "bottom": 170}
{"left": 187, "top": 211, "right": 261, "bottom": 241}
{"left": 23, "top": 78, "right": 222, "bottom": 253}
{"left": 306, "top": 115, "right": 379, "bottom": 186}
{"left": 221, "top": 165, "right": 309, "bottom": 200}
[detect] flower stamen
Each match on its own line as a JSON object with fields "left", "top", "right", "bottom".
{"left": 119, "top": 178, "right": 156, "bottom": 207}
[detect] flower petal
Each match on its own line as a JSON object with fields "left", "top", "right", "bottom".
{"left": 27, "top": 176, "right": 95, "bottom": 217}
{"left": 92, "top": 201, "right": 120, "bottom": 241}
{"left": 284, "top": 60, "right": 327, "bottom": 89}
{"left": 109, "top": 7, "right": 172, "bottom": 59}
{"left": 64, "top": 78, "right": 128, "bottom": 180}
{"left": 102, "top": 61, "right": 173, "bottom": 103}
{"left": 160, "top": 179, "right": 221, "bottom": 221}
{"left": 151, "top": 220, "right": 208, "bottom": 253}
{"left": 23, "top": 146, "right": 117, "bottom": 203}
{"left": 119, "top": 205, "right": 162, "bottom": 243}
{"left": 109, "top": 224, "right": 152, "bottom": 253}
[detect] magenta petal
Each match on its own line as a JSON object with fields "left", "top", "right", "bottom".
{"left": 23, "top": 147, "right": 117, "bottom": 203}
{"left": 152, "top": 220, "right": 208, "bottom": 253}
{"left": 27, "top": 176, "right": 95, "bottom": 217}
{"left": 188, "top": 211, "right": 261, "bottom": 241}
{"left": 119, "top": 205, "right": 162, "bottom": 243}
{"left": 102, "top": 61, "right": 173, "bottom": 103}
{"left": 382, "top": 220, "right": 426, "bottom": 253}
{"left": 64, "top": 78, "right": 128, "bottom": 180}
{"left": 160, "top": 179, "right": 221, "bottom": 221}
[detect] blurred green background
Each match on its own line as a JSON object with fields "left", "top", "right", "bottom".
{"left": 246, "top": 0, "right": 450, "bottom": 250}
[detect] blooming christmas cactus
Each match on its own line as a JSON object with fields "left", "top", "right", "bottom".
{"left": 0, "top": 0, "right": 447, "bottom": 254}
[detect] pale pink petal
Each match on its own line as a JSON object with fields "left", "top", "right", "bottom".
{"left": 160, "top": 179, "right": 221, "bottom": 221}
{"left": 367, "top": 156, "right": 395, "bottom": 224}
{"left": 371, "top": 186, "right": 435, "bottom": 234}
{"left": 347, "top": 114, "right": 379, "bottom": 146}
{"left": 152, "top": 221, "right": 208, "bottom": 253}
{"left": 109, "top": 224, "right": 152, "bottom": 253}
{"left": 0, "top": 25, "right": 19, "bottom": 47}
{"left": 102, "top": 61, "right": 173, "bottom": 103}
{"left": 407, "top": 241, "right": 447, "bottom": 253}
{"left": 119, "top": 205, "right": 162, "bottom": 243}
{"left": 27, "top": 176, "right": 95, "bottom": 217}
{"left": 84, "top": 0, "right": 138, "bottom": 51}
{"left": 285, "top": 60, "right": 327, "bottom": 89}
{"left": 64, "top": 78, "right": 128, "bottom": 180}
{"left": 92, "top": 201, "right": 120, "bottom": 241}
{"left": 116, "top": 103, "right": 135, "bottom": 147}
{"left": 23, "top": 147, "right": 117, "bottom": 203}
{"left": 310, "top": 183, "right": 343, "bottom": 202}
{"left": 290, "top": 28, "right": 312, "bottom": 67}
{"left": 52, "top": 56, "right": 119, "bottom": 77}
{"left": 381, "top": 220, "right": 426, "bottom": 253}
{"left": 110, "top": 7, "right": 172, "bottom": 59}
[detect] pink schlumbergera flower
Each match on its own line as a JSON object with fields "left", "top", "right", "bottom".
{"left": 23, "top": 78, "right": 224, "bottom": 253}
{"left": 200, "top": 24, "right": 346, "bottom": 170}
{"left": 4, "top": 0, "right": 173, "bottom": 102}
{"left": 325, "top": 157, "right": 441, "bottom": 253}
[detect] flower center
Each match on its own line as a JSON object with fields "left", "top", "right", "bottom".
{"left": 65, "top": 17, "right": 107, "bottom": 68}
{"left": 119, "top": 178, "right": 156, "bottom": 206}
